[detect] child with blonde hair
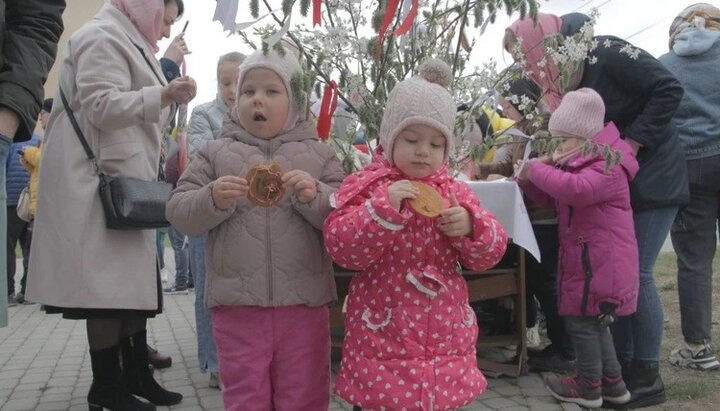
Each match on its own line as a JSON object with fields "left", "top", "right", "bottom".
{"left": 323, "top": 59, "right": 508, "bottom": 411}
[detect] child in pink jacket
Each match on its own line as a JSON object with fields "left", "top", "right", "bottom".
{"left": 517, "top": 88, "right": 639, "bottom": 409}
{"left": 323, "top": 59, "right": 508, "bottom": 411}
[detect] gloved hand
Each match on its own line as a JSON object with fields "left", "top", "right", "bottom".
{"left": 598, "top": 302, "right": 617, "bottom": 327}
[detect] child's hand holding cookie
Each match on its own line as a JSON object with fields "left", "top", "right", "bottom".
{"left": 438, "top": 194, "right": 472, "bottom": 237}
{"left": 387, "top": 180, "right": 419, "bottom": 211}
{"left": 212, "top": 176, "right": 249, "bottom": 210}
{"left": 282, "top": 169, "right": 318, "bottom": 204}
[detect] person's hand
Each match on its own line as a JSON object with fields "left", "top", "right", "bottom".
{"left": 211, "top": 175, "right": 249, "bottom": 210}
{"left": 516, "top": 159, "right": 539, "bottom": 182}
{"left": 537, "top": 154, "right": 553, "bottom": 165}
{"left": 282, "top": 169, "right": 317, "bottom": 204}
{"left": 162, "top": 33, "right": 190, "bottom": 65}
{"left": 438, "top": 194, "right": 472, "bottom": 237}
{"left": 161, "top": 76, "right": 197, "bottom": 107}
{"left": 387, "top": 180, "right": 419, "bottom": 211}
{"left": 486, "top": 174, "right": 505, "bottom": 181}
{"left": 625, "top": 138, "right": 641, "bottom": 155}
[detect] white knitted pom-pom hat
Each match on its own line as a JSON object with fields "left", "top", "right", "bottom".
{"left": 379, "top": 58, "right": 456, "bottom": 165}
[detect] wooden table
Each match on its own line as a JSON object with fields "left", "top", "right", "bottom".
{"left": 331, "top": 180, "right": 538, "bottom": 377}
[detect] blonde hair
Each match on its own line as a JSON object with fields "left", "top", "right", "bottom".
{"left": 502, "top": 30, "right": 518, "bottom": 53}
{"left": 216, "top": 52, "right": 246, "bottom": 79}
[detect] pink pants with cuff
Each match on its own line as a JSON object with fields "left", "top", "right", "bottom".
{"left": 212, "top": 304, "right": 330, "bottom": 411}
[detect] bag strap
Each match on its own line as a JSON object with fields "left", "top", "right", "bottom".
{"left": 59, "top": 87, "right": 104, "bottom": 178}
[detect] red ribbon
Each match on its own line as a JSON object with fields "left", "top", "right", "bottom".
{"left": 375, "top": 0, "right": 420, "bottom": 59}
{"left": 393, "top": 0, "right": 419, "bottom": 36}
{"left": 316, "top": 81, "right": 338, "bottom": 141}
{"left": 375, "top": 0, "right": 400, "bottom": 60}
{"left": 313, "top": 0, "right": 322, "bottom": 27}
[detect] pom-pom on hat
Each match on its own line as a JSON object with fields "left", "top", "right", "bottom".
{"left": 236, "top": 40, "right": 306, "bottom": 133}
{"left": 548, "top": 88, "right": 605, "bottom": 140}
{"left": 379, "top": 58, "right": 456, "bottom": 165}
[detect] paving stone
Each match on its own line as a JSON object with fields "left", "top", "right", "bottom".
{"left": 1, "top": 269, "right": 570, "bottom": 411}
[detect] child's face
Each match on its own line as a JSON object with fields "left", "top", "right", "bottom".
{"left": 218, "top": 62, "right": 240, "bottom": 109}
{"left": 237, "top": 68, "right": 289, "bottom": 140}
{"left": 392, "top": 124, "right": 446, "bottom": 178}
{"left": 556, "top": 136, "right": 584, "bottom": 154}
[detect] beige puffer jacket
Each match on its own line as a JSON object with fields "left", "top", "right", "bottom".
{"left": 166, "top": 117, "right": 346, "bottom": 308}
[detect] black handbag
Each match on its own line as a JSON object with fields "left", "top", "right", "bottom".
{"left": 60, "top": 88, "right": 172, "bottom": 230}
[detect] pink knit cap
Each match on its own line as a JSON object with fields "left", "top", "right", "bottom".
{"left": 548, "top": 88, "right": 605, "bottom": 139}
{"left": 379, "top": 59, "right": 456, "bottom": 165}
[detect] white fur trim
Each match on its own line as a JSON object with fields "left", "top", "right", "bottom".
{"left": 365, "top": 199, "right": 404, "bottom": 231}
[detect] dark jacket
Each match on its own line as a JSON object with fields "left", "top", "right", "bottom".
{"left": 580, "top": 36, "right": 689, "bottom": 211}
{"left": 0, "top": 0, "right": 65, "bottom": 141}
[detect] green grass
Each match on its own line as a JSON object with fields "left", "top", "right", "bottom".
{"left": 656, "top": 250, "right": 720, "bottom": 408}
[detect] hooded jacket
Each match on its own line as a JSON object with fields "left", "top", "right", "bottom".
{"left": 519, "top": 123, "right": 639, "bottom": 317}
{"left": 324, "top": 155, "right": 508, "bottom": 410}
{"left": 166, "top": 116, "right": 345, "bottom": 308}
{"left": 659, "top": 27, "right": 720, "bottom": 160}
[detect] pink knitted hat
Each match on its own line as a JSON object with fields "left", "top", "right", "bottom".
{"left": 548, "top": 88, "right": 605, "bottom": 139}
{"left": 379, "top": 59, "right": 456, "bottom": 165}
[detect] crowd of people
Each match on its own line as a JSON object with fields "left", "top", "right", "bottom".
{"left": 1, "top": 1, "right": 719, "bottom": 411}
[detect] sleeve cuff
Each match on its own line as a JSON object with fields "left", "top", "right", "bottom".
{"left": 367, "top": 185, "right": 410, "bottom": 229}
{"left": 142, "top": 86, "right": 163, "bottom": 124}
{"left": 160, "top": 58, "right": 181, "bottom": 82}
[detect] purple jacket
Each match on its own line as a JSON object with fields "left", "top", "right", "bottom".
{"left": 520, "top": 122, "right": 639, "bottom": 317}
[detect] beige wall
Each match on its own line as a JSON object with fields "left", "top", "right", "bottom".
{"left": 37, "top": 0, "right": 103, "bottom": 133}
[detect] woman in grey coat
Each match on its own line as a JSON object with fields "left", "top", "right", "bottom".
{"left": 25, "top": 0, "right": 195, "bottom": 410}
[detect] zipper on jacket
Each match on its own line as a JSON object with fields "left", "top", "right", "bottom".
{"left": 265, "top": 146, "right": 274, "bottom": 303}
{"left": 266, "top": 206, "right": 273, "bottom": 302}
{"left": 580, "top": 240, "right": 593, "bottom": 316}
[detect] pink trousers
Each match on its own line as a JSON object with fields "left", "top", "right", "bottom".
{"left": 212, "top": 304, "right": 330, "bottom": 411}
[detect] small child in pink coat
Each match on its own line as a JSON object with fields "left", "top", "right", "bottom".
{"left": 517, "top": 88, "right": 639, "bottom": 409}
{"left": 323, "top": 59, "right": 509, "bottom": 411}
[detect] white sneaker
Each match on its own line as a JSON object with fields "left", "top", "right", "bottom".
{"left": 160, "top": 268, "right": 170, "bottom": 283}
{"left": 669, "top": 342, "right": 720, "bottom": 371}
{"left": 527, "top": 325, "right": 541, "bottom": 348}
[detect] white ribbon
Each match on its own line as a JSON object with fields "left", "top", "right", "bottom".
{"left": 213, "top": 0, "right": 239, "bottom": 32}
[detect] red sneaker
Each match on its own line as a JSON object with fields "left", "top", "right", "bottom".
{"left": 545, "top": 375, "right": 602, "bottom": 408}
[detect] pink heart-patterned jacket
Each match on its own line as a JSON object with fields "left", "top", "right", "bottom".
{"left": 323, "top": 155, "right": 508, "bottom": 410}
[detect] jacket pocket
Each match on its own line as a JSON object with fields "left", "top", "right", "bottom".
{"left": 357, "top": 306, "right": 423, "bottom": 360}
{"left": 99, "top": 141, "right": 146, "bottom": 175}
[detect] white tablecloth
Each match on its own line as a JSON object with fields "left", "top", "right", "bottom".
{"left": 466, "top": 180, "right": 540, "bottom": 262}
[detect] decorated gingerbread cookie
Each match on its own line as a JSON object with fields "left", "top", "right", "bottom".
{"left": 246, "top": 162, "right": 285, "bottom": 207}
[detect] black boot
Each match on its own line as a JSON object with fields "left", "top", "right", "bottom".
{"left": 87, "top": 346, "right": 156, "bottom": 411}
{"left": 121, "top": 330, "right": 183, "bottom": 406}
{"left": 605, "top": 362, "right": 666, "bottom": 409}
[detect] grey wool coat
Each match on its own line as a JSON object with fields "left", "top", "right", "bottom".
{"left": 25, "top": 4, "right": 172, "bottom": 310}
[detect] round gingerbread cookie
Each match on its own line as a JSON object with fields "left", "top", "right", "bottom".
{"left": 408, "top": 181, "right": 444, "bottom": 217}
{"left": 246, "top": 162, "right": 285, "bottom": 207}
